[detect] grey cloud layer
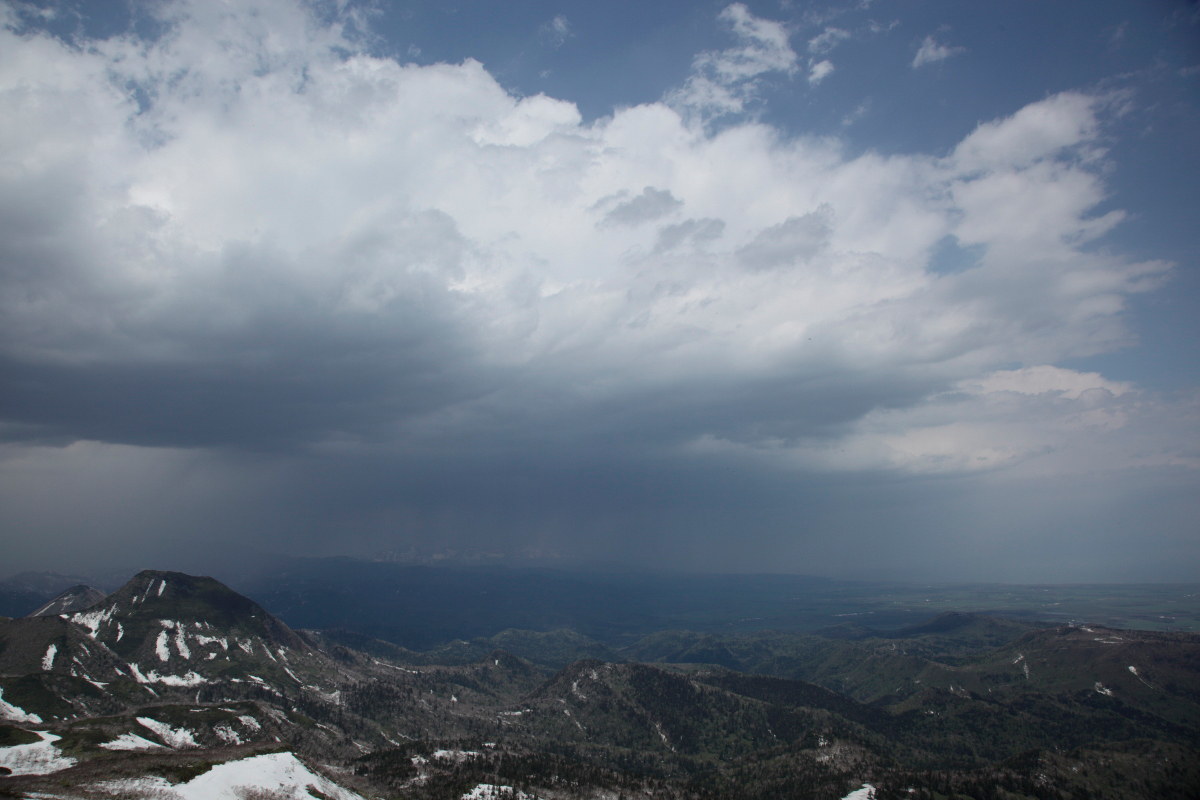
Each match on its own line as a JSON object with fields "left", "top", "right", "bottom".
{"left": 601, "top": 188, "right": 684, "bottom": 227}
{"left": 0, "top": 0, "right": 1194, "bottom": 576}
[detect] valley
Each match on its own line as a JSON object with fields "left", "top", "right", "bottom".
{"left": 1, "top": 570, "right": 1198, "bottom": 799}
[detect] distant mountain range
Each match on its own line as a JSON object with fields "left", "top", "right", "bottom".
{"left": 217, "top": 558, "right": 1200, "bottom": 649}
{"left": 1, "top": 569, "right": 1198, "bottom": 798}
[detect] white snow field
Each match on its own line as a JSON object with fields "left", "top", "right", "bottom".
{"left": 841, "top": 784, "right": 876, "bottom": 800}
{"left": 461, "top": 784, "right": 537, "bottom": 800}
{"left": 0, "top": 688, "right": 43, "bottom": 724}
{"left": 91, "top": 752, "right": 366, "bottom": 800}
{"left": 99, "top": 732, "right": 167, "bottom": 751}
{"left": 0, "top": 731, "right": 77, "bottom": 775}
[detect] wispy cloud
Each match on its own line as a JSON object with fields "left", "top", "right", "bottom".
{"left": 668, "top": 3, "right": 797, "bottom": 120}
{"left": 807, "top": 26, "right": 850, "bottom": 55}
{"left": 808, "top": 59, "right": 835, "bottom": 85}
{"left": 841, "top": 100, "right": 869, "bottom": 126}
{"left": 912, "top": 34, "right": 965, "bottom": 68}
{"left": 539, "top": 14, "right": 572, "bottom": 50}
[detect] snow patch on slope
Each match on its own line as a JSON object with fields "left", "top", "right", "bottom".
{"left": 174, "top": 627, "right": 192, "bottom": 659}
{"left": 0, "top": 689, "right": 43, "bottom": 724}
{"left": 462, "top": 784, "right": 537, "bottom": 800}
{"left": 100, "top": 732, "right": 167, "bottom": 751}
{"left": 213, "top": 725, "right": 242, "bottom": 745}
{"left": 144, "top": 670, "right": 207, "bottom": 687}
{"left": 0, "top": 731, "right": 76, "bottom": 775}
{"left": 90, "top": 751, "right": 365, "bottom": 800}
{"left": 42, "top": 644, "right": 57, "bottom": 671}
{"left": 72, "top": 605, "right": 117, "bottom": 638}
{"left": 137, "top": 717, "right": 199, "bottom": 748}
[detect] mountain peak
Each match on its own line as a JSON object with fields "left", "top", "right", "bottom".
{"left": 96, "top": 571, "right": 306, "bottom": 656}
{"left": 0, "top": 570, "right": 322, "bottom": 698}
{"left": 28, "top": 585, "right": 107, "bottom": 618}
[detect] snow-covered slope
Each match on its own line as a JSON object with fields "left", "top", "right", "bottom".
{"left": 0, "top": 730, "right": 76, "bottom": 775}
{"left": 88, "top": 752, "right": 366, "bottom": 800}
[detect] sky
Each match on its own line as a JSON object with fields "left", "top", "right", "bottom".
{"left": 0, "top": 0, "right": 1198, "bottom": 582}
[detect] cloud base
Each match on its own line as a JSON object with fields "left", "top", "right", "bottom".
{"left": 0, "top": 0, "right": 1194, "bottom": 579}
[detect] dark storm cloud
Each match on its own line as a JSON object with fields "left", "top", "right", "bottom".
{"left": 0, "top": 211, "right": 489, "bottom": 449}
